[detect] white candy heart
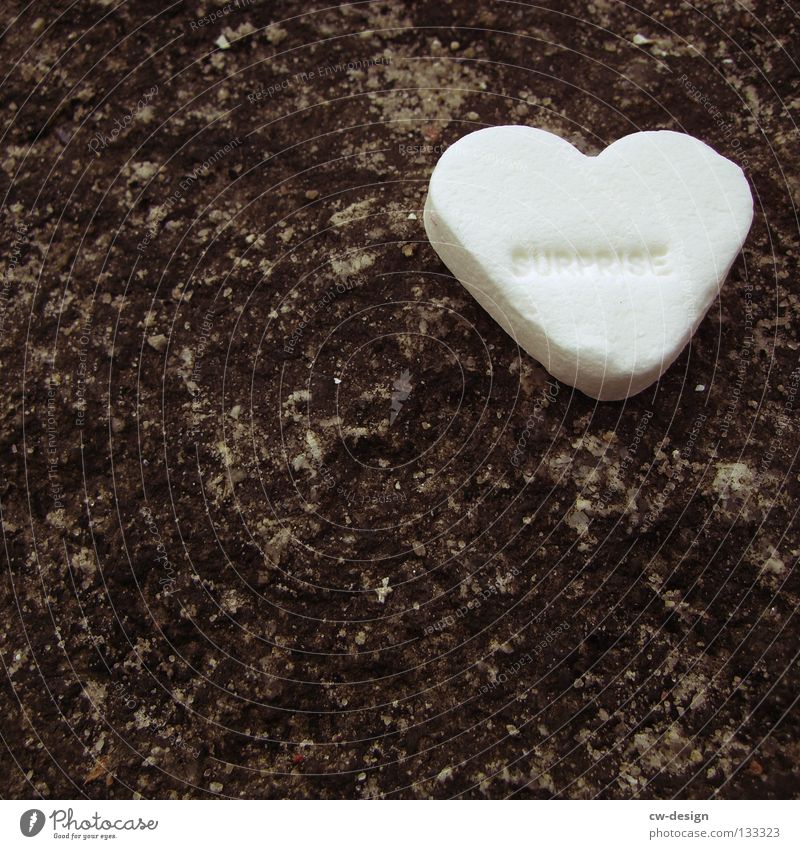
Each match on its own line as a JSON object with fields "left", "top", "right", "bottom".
{"left": 423, "top": 126, "right": 753, "bottom": 401}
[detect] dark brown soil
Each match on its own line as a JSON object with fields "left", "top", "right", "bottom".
{"left": 1, "top": 0, "right": 798, "bottom": 799}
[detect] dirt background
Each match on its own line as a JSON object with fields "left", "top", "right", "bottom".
{"left": 0, "top": 0, "right": 798, "bottom": 799}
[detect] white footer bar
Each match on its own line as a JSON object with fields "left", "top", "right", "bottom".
{"left": 2, "top": 799, "right": 797, "bottom": 848}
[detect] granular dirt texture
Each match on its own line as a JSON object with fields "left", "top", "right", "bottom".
{"left": 0, "top": 0, "right": 798, "bottom": 799}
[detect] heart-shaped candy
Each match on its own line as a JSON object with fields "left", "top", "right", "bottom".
{"left": 423, "top": 126, "right": 753, "bottom": 400}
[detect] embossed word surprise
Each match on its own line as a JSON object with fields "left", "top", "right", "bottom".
{"left": 511, "top": 245, "right": 670, "bottom": 277}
